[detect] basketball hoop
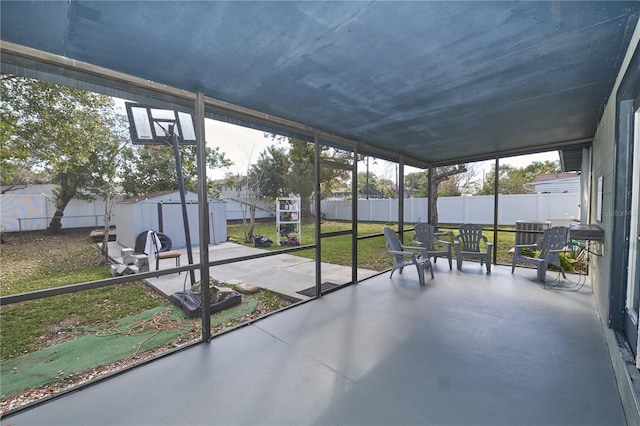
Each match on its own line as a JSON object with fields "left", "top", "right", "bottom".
{"left": 124, "top": 102, "right": 197, "bottom": 285}
{"left": 125, "top": 102, "right": 197, "bottom": 146}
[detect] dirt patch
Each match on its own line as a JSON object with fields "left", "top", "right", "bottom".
{"left": 1, "top": 228, "right": 98, "bottom": 254}
{"left": 41, "top": 316, "right": 88, "bottom": 346}
{"left": 0, "top": 229, "right": 103, "bottom": 293}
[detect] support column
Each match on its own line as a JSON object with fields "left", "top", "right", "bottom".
{"left": 195, "top": 92, "right": 211, "bottom": 340}
{"left": 398, "top": 156, "right": 405, "bottom": 243}
{"left": 352, "top": 145, "right": 358, "bottom": 284}
{"left": 493, "top": 157, "right": 499, "bottom": 265}
{"left": 427, "top": 167, "right": 433, "bottom": 225}
{"left": 314, "top": 131, "right": 322, "bottom": 297}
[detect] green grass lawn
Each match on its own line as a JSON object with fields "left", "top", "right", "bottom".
{"left": 227, "top": 220, "right": 520, "bottom": 271}
{"left": 0, "top": 231, "right": 297, "bottom": 408}
{"left": 227, "top": 220, "right": 396, "bottom": 271}
{"left": 0, "top": 283, "right": 169, "bottom": 359}
{"left": 0, "top": 231, "right": 170, "bottom": 359}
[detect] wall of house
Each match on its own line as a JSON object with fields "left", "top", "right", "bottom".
{"left": 589, "top": 22, "right": 640, "bottom": 425}
{"left": 590, "top": 90, "right": 618, "bottom": 320}
{"left": 531, "top": 177, "right": 580, "bottom": 193}
{"left": 590, "top": 27, "right": 639, "bottom": 323}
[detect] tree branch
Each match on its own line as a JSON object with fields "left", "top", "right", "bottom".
{"left": 432, "top": 165, "right": 467, "bottom": 184}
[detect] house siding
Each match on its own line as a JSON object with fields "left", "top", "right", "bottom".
{"left": 590, "top": 20, "right": 640, "bottom": 425}
{"left": 591, "top": 84, "right": 618, "bottom": 321}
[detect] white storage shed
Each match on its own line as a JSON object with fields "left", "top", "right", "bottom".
{"left": 115, "top": 191, "right": 227, "bottom": 250}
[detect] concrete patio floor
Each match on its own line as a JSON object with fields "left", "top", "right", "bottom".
{"left": 1, "top": 263, "right": 624, "bottom": 425}
{"left": 108, "top": 241, "right": 379, "bottom": 301}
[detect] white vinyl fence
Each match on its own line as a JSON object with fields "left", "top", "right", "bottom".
{"left": 1, "top": 194, "right": 119, "bottom": 232}
{"left": 4, "top": 192, "right": 579, "bottom": 232}
{"left": 224, "top": 198, "right": 274, "bottom": 221}
{"left": 320, "top": 193, "right": 579, "bottom": 225}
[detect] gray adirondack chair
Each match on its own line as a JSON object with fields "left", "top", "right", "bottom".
{"left": 453, "top": 224, "right": 492, "bottom": 272}
{"left": 512, "top": 226, "right": 570, "bottom": 281}
{"left": 384, "top": 227, "right": 433, "bottom": 286}
{"left": 412, "top": 223, "right": 453, "bottom": 269}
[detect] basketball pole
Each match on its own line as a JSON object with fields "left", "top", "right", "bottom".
{"left": 170, "top": 128, "right": 196, "bottom": 285}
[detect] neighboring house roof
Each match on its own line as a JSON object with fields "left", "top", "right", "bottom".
{"left": 1, "top": 184, "right": 126, "bottom": 197}
{"left": 533, "top": 172, "right": 579, "bottom": 182}
{"left": 119, "top": 191, "right": 219, "bottom": 204}
{"left": 119, "top": 190, "right": 178, "bottom": 204}
{"left": 1, "top": 184, "right": 56, "bottom": 195}
{"left": 525, "top": 173, "right": 580, "bottom": 193}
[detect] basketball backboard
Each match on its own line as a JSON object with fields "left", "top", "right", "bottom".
{"left": 125, "top": 102, "right": 197, "bottom": 145}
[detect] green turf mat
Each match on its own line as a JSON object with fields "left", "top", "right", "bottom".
{"left": 211, "top": 298, "right": 258, "bottom": 326}
{"left": 1, "top": 299, "right": 258, "bottom": 397}
{"left": 0, "top": 307, "right": 187, "bottom": 396}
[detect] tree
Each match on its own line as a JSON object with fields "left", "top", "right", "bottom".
{"left": 355, "top": 171, "right": 395, "bottom": 199}
{"left": 262, "top": 135, "right": 350, "bottom": 221}
{"left": 405, "top": 171, "right": 429, "bottom": 198}
{"left": 438, "top": 177, "right": 462, "bottom": 197}
{"left": 477, "top": 160, "right": 561, "bottom": 195}
{"left": 287, "top": 139, "right": 317, "bottom": 220}
{"left": 1, "top": 77, "right": 30, "bottom": 192}
{"left": 1, "top": 76, "right": 123, "bottom": 233}
{"left": 119, "top": 143, "right": 230, "bottom": 198}
{"left": 404, "top": 165, "right": 470, "bottom": 226}
{"left": 288, "top": 139, "right": 352, "bottom": 219}
{"left": 451, "top": 163, "right": 481, "bottom": 196}
{"left": 222, "top": 145, "right": 290, "bottom": 243}
{"left": 521, "top": 160, "right": 562, "bottom": 180}
{"left": 93, "top": 130, "right": 130, "bottom": 264}
{"left": 245, "top": 145, "right": 291, "bottom": 242}
{"left": 428, "top": 165, "right": 467, "bottom": 227}
{"left": 251, "top": 145, "right": 291, "bottom": 199}
{"left": 225, "top": 173, "right": 253, "bottom": 242}
{"left": 0, "top": 110, "right": 50, "bottom": 193}
{"left": 356, "top": 171, "right": 374, "bottom": 198}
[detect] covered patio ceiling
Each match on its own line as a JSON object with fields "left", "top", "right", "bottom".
{"left": 1, "top": 1, "right": 638, "bottom": 166}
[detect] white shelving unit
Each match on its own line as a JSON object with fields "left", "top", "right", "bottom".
{"left": 276, "top": 197, "right": 301, "bottom": 246}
